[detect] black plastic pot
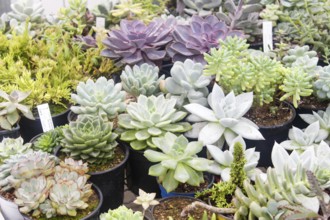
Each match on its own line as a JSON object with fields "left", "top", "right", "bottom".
{"left": 19, "top": 109, "right": 70, "bottom": 143}
{"left": 89, "top": 143, "right": 129, "bottom": 213}
{"left": 159, "top": 63, "right": 173, "bottom": 78}
{"left": 245, "top": 102, "right": 296, "bottom": 168}
{"left": 120, "top": 141, "right": 161, "bottom": 198}
{"left": 0, "top": 124, "right": 20, "bottom": 141}
{"left": 292, "top": 105, "right": 327, "bottom": 129}
{"left": 1, "top": 183, "right": 103, "bottom": 220}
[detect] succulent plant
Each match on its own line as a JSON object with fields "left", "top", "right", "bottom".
{"left": 59, "top": 158, "right": 89, "bottom": 175}
{"left": 163, "top": 59, "right": 212, "bottom": 108}
{"left": 0, "top": 90, "right": 34, "bottom": 130}
{"left": 181, "top": 0, "right": 222, "bottom": 16}
{"left": 184, "top": 83, "right": 264, "bottom": 147}
{"left": 280, "top": 122, "right": 326, "bottom": 152}
{"left": 166, "top": 15, "right": 244, "bottom": 64}
{"left": 282, "top": 45, "right": 318, "bottom": 67}
{"left": 100, "top": 205, "right": 144, "bottom": 220}
{"left": 49, "top": 181, "right": 90, "bottom": 216}
{"left": 216, "top": 0, "right": 263, "bottom": 41}
{"left": 120, "top": 63, "right": 164, "bottom": 97}
{"left": 101, "top": 19, "right": 172, "bottom": 66}
{"left": 144, "top": 132, "right": 213, "bottom": 192}
{"left": 70, "top": 77, "right": 126, "bottom": 121}
{"left": 133, "top": 188, "right": 159, "bottom": 212}
{"left": 8, "top": 0, "right": 44, "bottom": 23}
{"left": 14, "top": 176, "right": 54, "bottom": 217}
{"left": 118, "top": 94, "right": 192, "bottom": 150}
{"left": 0, "top": 137, "right": 32, "bottom": 163}
{"left": 314, "top": 66, "right": 330, "bottom": 100}
{"left": 260, "top": 4, "right": 282, "bottom": 26}
{"left": 32, "top": 126, "right": 64, "bottom": 153}
{"left": 300, "top": 105, "right": 330, "bottom": 141}
{"left": 0, "top": 151, "right": 57, "bottom": 191}
{"left": 61, "top": 114, "right": 118, "bottom": 165}
{"left": 233, "top": 166, "right": 320, "bottom": 220}
{"left": 279, "top": 67, "right": 314, "bottom": 108}
{"left": 204, "top": 36, "right": 287, "bottom": 106}
{"left": 92, "top": 0, "right": 120, "bottom": 28}
{"left": 206, "top": 136, "right": 261, "bottom": 182}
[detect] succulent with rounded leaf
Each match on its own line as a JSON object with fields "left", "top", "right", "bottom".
{"left": 144, "top": 132, "right": 213, "bottom": 192}
{"left": 133, "top": 188, "right": 159, "bottom": 211}
{"left": 300, "top": 105, "right": 330, "bottom": 141}
{"left": 184, "top": 84, "right": 264, "bottom": 147}
{"left": 61, "top": 115, "right": 118, "bottom": 165}
{"left": 314, "top": 66, "right": 330, "bottom": 100}
{"left": 118, "top": 95, "right": 192, "bottom": 150}
{"left": 59, "top": 158, "right": 89, "bottom": 175}
{"left": 8, "top": 0, "right": 44, "bottom": 23}
{"left": 279, "top": 67, "right": 314, "bottom": 108}
{"left": 101, "top": 19, "right": 172, "bottom": 66}
{"left": 181, "top": 0, "right": 222, "bottom": 16}
{"left": 280, "top": 122, "right": 326, "bottom": 152}
{"left": 32, "top": 126, "right": 64, "bottom": 153}
{"left": 14, "top": 176, "right": 54, "bottom": 217}
{"left": 260, "top": 4, "right": 282, "bottom": 26}
{"left": 70, "top": 77, "right": 126, "bottom": 121}
{"left": 120, "top": 63, "right": 164, "bottom": 98}
{"left": 163, "top": 59, "right": 212, "bottom": 108}
{"left": 167, "top": 15, "right": 244, "bottom": 64}
{"left": 0, "top": 90, "right": 34, "bottom": 130}
{"left": 206, "top": 136, "right": 261, "bottom": 182}
{"left": 282, "top": 46, "right": 317, "bottom": 67}
{"left": 100, "top": 205, "right": 143, "bottom": 220}
{"left": 0, "top": 137, "right": 32, "bottom": 163}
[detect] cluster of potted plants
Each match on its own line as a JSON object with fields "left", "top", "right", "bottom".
{"left": 0, "top": 0, "right": 329, "bottom": 219}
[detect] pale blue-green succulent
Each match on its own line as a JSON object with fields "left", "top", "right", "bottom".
{"left": 181, "top": 0, "right": 222, "bottom": 16}
{"left": 314, "top": 66, "right": 330, "bottom": 100}
{"left": 163, "top": 59, "right": 212, "bottom": 108}
{"left": 118, "top": 95, "right": 192, "bottom": 150}
{"left": 144, "top": 132, "right": 213, "bottom": 192}
{"left": 8, "top": 0, "right": 44, "bottom": 23}
{"left": 0, "top": 137, "right": 32, "bottom": 163}
{"left": 100, "top": 205, "right": 143, "bottom": 220}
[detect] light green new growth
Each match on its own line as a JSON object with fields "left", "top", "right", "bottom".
{"left": 0, "top": 137, "right": 32, "bottom": 163}
{"left": 100, "top": 205, "right": 143, "bottom": 220}
{"left": 260, "top": 4, "right": 282, "bottom": 26}
{"left": 120, "top": 63, "right": 164, "bottom": 97}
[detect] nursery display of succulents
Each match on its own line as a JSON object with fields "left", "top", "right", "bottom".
{"left": 144, "top": 132, "right": 213, "bottom": 192}
{"left": 0, "top": 90, "right": 34, "bottom": 130}
{"left": 167, "top": 15, "right": 244, "bottom": 64}
{"left": 184, "top": 83, "right": 264, "bottom": 147}
{"left": 101, "top": 18, "right": 172, "bottom": 66}
{"left": 162, "top": 59, "right": 212, "bottom": 108}
{"left": 7, "top": 0, "right": 44, "bottom": 23}
{"left": 120, "top": 63, "right": 164, "bottom": 98}
{"left": 118, "top": 94, "right": 192, "bottom": 150}
{"left": 180, "top": 0, "right": 221, "bottom": 16}
{"left": 0, "top": 137, "right": 32, "bottom": 163}
{"left": 70, "top": 77, "right": 126, "bottom": 121}
{"left": 61, "top": 114, "right": 118, "bottom": 164}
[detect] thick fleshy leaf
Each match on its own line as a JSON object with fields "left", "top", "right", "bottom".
{"left": 185, "top": 158, "right": 211, "bottom": 171}
{"left": 161, "top": 159, "right": 177, "bottom": 169}
{"left": 174, "top": 163, "right": 190, "bottom": 183}
{"left": 162, "top": 170, "right": 179, "bottom": 192}
{"left": 271, "top": 143, "right": 296, "bottom": 173}
{"left": 299, "top": 114, "right": 318, "bottom": 125}
{"left": 149, "top": 164, "right": 167, "bottom": 177}
{"left": 198, "top": 122, "right": 224, "bottom": 145}
{"left": 184, "top": 141, "right": 203, "bottom": 156}
{"left": 131, "top": 140, "right": 147, "bottom": 150}
{"left": 235, "top": 92, "right": 253, "bottom": 118}
{"left": 207, "top": 145, "right": 233, "bottom": 166}
{"left": 184, "top": 104, "right": 218, "bottom": 122}
{"left": 144, "top": 150, "right": 169, "bottom": 162}
{"left": 230, "top": 120, "right": 264, "bottom": 140}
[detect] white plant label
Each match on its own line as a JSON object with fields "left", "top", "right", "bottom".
{"left": 37, "top": 103, "right": 54, "bottom": 132}
{"left": 96, "top": 17, "right": 105, "bottom": 29}
{"left": 263, "top": 21, "right": 273, "bottom": 53}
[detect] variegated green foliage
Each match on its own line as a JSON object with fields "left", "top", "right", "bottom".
{"left": 118, "top": 95, "right": 191, "bottom": 150}
{"left": 0, "top": 90, "right": 34, "bottom": 130}
{"left": 100, "top": 205, "right": 143, "bottom": 220}
{"left": 0, "top": 137, "right": 32, "bottom": 163}
{"left": 164, "top": 59, "right": 212, "bottom": 108}
{"left": 184, "top": 83, "right": 263, "bottom": 147}
{"left": 71, "top": 77, "right": 126, "bottom": 121}
{"left": 61, "top": 114, "right": 118, "bottom": 164}
{"left": 120, "top": 63, "right": 164, "bottom": 97}
{"left": 144, "top": 132, "right": 213, "bottom": 192}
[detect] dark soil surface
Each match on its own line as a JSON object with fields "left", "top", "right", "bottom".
{"left": 296, "top": 96, "right": 329, "bottom": 110}
{"left": 172, "top": 179, "right": 210, "bottom": 194}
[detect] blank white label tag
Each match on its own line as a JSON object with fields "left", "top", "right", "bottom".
{"left": 263, "top": 21, "right": 273, "bottom": 53}
{"left": 96, "top": 17, "right": 105, "bottom": 28}
{"left": 37, "top": 103, "right": 54, "bottom": 132}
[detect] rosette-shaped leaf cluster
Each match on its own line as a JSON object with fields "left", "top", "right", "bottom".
{"left": 300, "top": 105, "right": 330, "bottom": 141}
{"left": 71, "top": 77, "right": 126, "bottom": 121}
{"left": 0, "top": 137, "right": 32, "bottom": 163}
{"left": 8, "top": 0, "right": 44, "bottom": 23}
{"left": 100, "top": 205, "right": 143, "bottom": 220}
{"left": 282, "top": 45, "right": 318, "bottom": 67}
{"left": 184, "top": 84, "right": 264, "bottom": 147}
{"left": 61, "top": 114, "right": 118, "bottom": 164}
{"left": 33, "top": 126, "right": 64, "bottom": 153}
{"left": 314, "top": 66, "right": 330, "bottom": 100}
{"left": 118, "top": 95, "right": 192, "bottom": 150}
{"left": 14, "top": 176, "right": 54, "bottom": 217}
{"left": 207, "top": 136, "right": 261, "bottom": 182}
{"left": 144, "top": 132, "right": 213, "bottom": 192}
{"left": 181, "top": 0, "right": 221, "bottom": 16}
{"left": 120, "top": 63, "right": 164, "bottom": 97}
{"left": 167, "top": 15, "right": 243, "bottom": 64}
{"left": 163, "top": 59, "right": 212, "bottom": 108}
{"left": 101, "top": 19, "right": 172, "bottom": 66}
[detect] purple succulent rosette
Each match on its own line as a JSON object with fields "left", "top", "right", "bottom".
{"left": 101, "top": 19, "right": 173, "bottom": 66}
{"left": 167, "top": 15, "right": 244, "bottom": 64}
